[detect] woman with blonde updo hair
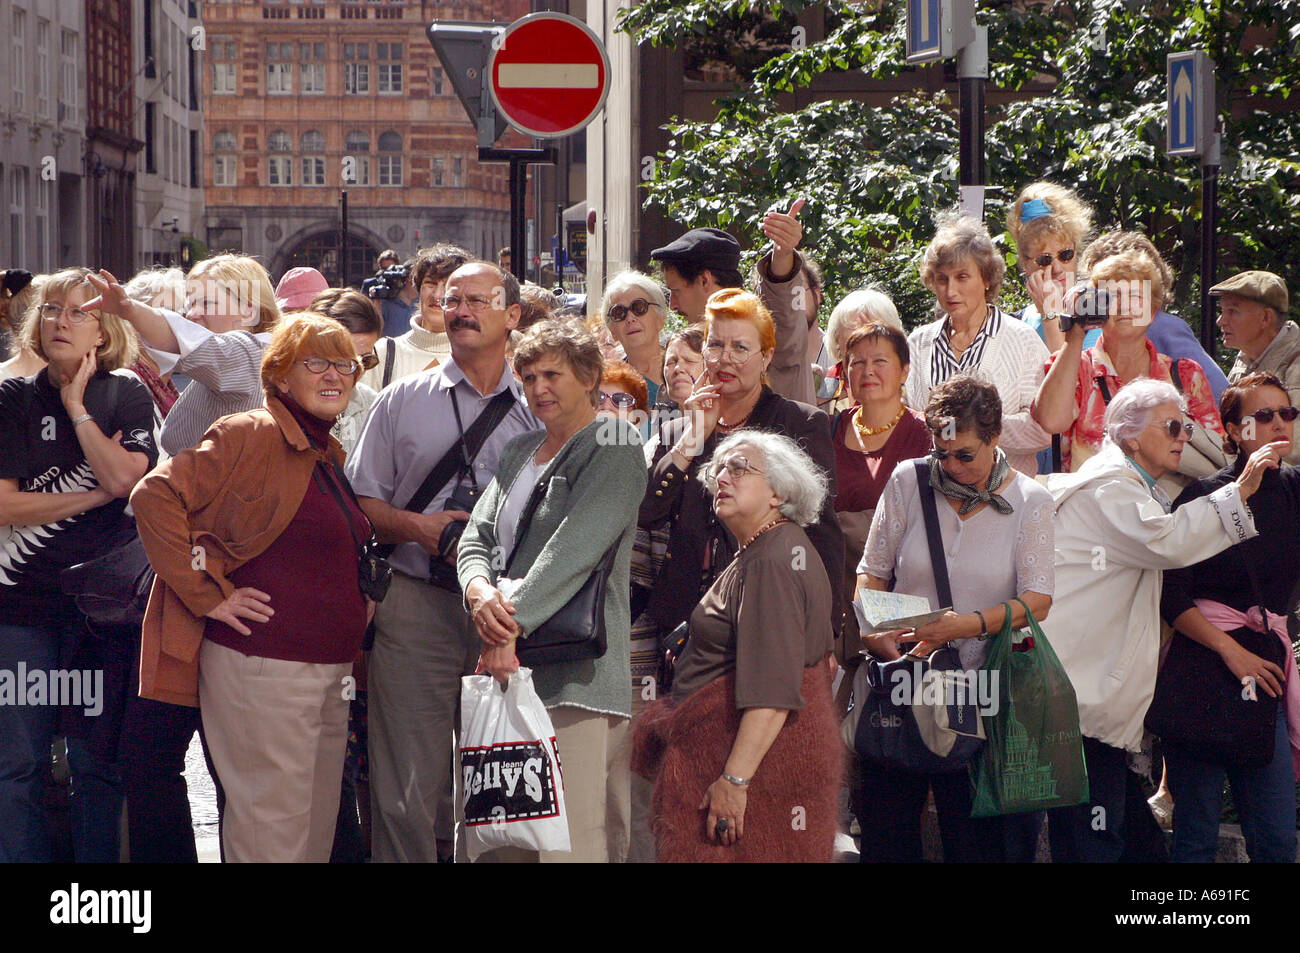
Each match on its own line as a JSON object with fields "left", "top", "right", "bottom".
{"left": 1006, "top": 181, "right": 1095, "bottom": 352}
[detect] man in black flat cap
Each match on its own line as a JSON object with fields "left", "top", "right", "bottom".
{"left": 650, "top": 200, "right": 815, "bottom": 405}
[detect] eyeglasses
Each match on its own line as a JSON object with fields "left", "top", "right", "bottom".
{"left": 607, "top": 298, "right": 654, "bottom": 323}
{"left": 599, "top": 391, "right": 637, "bottom": 409}
{"left": 439, "top": 294, "right": 495, "bottom": 314}
{"left": 931, "top": 446, "right": 980, "bottom": 463}
{"left": 1149, "top": 418, "right": 1195, "bottom": 439}
{"left": 358, "top": 352, "right": 379, "bottom": 371}
{"left": 40, "top": 303, "right": 97, "bottom": 325}
{"left": 704, "top": 341, "right": 761, "bottom": 366}
{"left": 299, "top": 357, "right": 359, "bottom": 375}
{"left": 712, "top": 454, "right": 765, "bottom": 480}
{"left": 1032, "top": 249, "right": 1076, "bottom": 268}
{"left": 1244, "top": 406, "right": 1300, "bottom": 424}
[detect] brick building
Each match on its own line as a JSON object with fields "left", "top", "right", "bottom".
{"left": 200, "top": 0, "right": 530, "bottom": 286}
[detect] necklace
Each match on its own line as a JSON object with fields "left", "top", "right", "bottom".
{"left": 717, "top": 408, "right": 753, "bottom": 431}
{"left": 735, "top": 516, "right": 788, "bottom": 556}
{"left": 854, "top": 404, "right": 906, "bottom": 440}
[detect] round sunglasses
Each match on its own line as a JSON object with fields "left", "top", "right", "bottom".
{"left": 931, "top": 446, "right": 979, "bottom": 463}
{"left": 1150, "top": 418, "right": 1195, "bottom": 439}
{"left": 607, "top": 298, "right": 655, "bottom": 323}
{"left": 1033, "top": 248, "right": 1076, "bottom": 268}
{"left": 600, "top": 391, "right": 637, "bottom": 409}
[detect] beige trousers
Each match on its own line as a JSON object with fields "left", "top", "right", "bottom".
{"left": 472, "top": 706, "right": 631, "bottom": 863}
{"left": 198, "top": 639, "right": 352, "bottom": 863}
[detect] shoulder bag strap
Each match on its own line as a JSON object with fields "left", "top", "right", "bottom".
{"left": 501, "top": 434, "right": 583, "bottom": 577}
{"left": 381, "top": 339, "right": 397, "bottom": 389}
{"left": 314, "top": 464, "right": 365, "bottom": 552}
{"left": 913, "top": 458, "right": 954, "bottom": 608}
{"left": 1096, "top": 376, "right": 1113, "bottom": 405}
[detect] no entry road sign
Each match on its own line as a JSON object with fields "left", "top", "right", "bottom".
{"left": 488, "top": 12, "right": 610, "bottom": 139}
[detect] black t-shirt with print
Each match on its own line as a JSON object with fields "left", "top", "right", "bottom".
{"left": 0, "top": 369, "right": 158, "bottom": 626}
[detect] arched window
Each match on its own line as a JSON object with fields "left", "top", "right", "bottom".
{"left": 213, "top": 131, "right": 236, "bottom": 152}
{"left": 301, "top": 130, "right": 325, "bottom": 152}
{"left": 344, "top": 130, "right": 370, "bottom": 152}
{"left": 377, "top": 130, "right": 402, "bottom": 151}
{"left": 344, "top": 131, "right": 370, "bottom": 186}
{"left": 268, "top": 130, "right": 291, "bottom": 152}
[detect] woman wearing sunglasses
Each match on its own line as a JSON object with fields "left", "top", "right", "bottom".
{"left": 1041, "top": 378, "right": 1277, "bottom": 863}
{"left": 1034, "top": 248, "right": 1226, "bottom": 480}
{"left": 132, "top": 314, "right": 376, "bottom": 862}
{"left": 1006, "top": 182, "right": 1097, "bottom": 354}
{"left": 633, "top": 431, "right": 840, "bottom": 861}
{"left": 858, "top": 374, "right": 1055, "bottom": 862}
{"left": 599, "top": 271, "right": 668, "bottom": 406}
{"left": 1158, "top": 372, "right": 1298, "bottom": 862}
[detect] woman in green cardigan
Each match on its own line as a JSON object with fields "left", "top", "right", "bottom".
{"left": 457, "top": 319, "right": 648, "bottom": 862}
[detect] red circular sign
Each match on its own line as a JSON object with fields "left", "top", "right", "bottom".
{"left": 489, "top": 12, "right": 610, "bottom": 139}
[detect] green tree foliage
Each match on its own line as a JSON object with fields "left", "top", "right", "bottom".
{"left": 618, "top": 0, "right": 1300, "bottom": 341}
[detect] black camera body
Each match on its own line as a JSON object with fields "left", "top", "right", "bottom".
{"left": 358, "top": 538, "right": 394, "bottom": 603}
{"left": 1058, "top": 284, "right": 1112, "bottom": 333}
{"left": 369, "top": 264, "right": 411, "bottom": 300}
{"left": 427, "top": 482, "right": 480, "bottom": 592}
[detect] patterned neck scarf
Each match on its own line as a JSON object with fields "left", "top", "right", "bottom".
{"left": 929, "top": 446, "right": 1014, "bottom": 515}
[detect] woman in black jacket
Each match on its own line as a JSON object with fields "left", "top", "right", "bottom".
{"left": 639, "top": 289, "right": 844, "bottom": 654}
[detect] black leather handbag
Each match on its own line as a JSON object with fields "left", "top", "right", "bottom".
{"left": 515, "top": 541, "right": 619, "bottom": 665}
{"left": 60, "top": 532, "right": 155, "bottom": 629}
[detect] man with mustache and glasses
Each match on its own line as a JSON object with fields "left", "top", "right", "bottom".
{"left": 346, "top": 261, "right": 539, "bottom": 862}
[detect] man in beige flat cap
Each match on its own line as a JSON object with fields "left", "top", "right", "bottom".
{"left": 1213, "top": 269, "right": 1300, "bottom": 462}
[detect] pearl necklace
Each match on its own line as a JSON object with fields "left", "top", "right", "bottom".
{"left": 854, "top": 404, "right": 906, "bottom": 440}
{"left": 717, "top": 409, "right": 752, "bottom": 431}
{"left": 735, "top": 517, "right": 788, "bottom": 557}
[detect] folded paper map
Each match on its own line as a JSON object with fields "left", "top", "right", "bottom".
{"left": 854, "top": 590, "right": 951, "bottom": 635}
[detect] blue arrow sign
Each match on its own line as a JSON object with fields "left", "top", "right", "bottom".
{"left": 908, "top": 0, "right": 942, "bottom": 59}
{"left": 1168, "top": 56, "right": 1196, "bottom": 152}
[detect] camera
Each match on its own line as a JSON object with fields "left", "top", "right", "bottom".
{"left": 367, "top": 263, "right": 410, "bottom": 300}
{"left": 1057, "top": 284, "right": 1111, "bottom": 333}
{"left": 427, "top": 482, "right": 480, "bottom": 592}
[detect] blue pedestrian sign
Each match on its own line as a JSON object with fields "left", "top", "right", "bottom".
{"left": 905, "top": 0, "right": 974, "bottom": 64}
{"left": 1167, "top": 51, "right": 1215, "bottom": 158}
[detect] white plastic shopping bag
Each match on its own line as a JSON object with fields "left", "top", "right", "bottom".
{"left": 459, "top": 667, "right": 570, "bottom": 860}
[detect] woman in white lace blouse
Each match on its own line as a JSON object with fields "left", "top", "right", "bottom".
{"left": 856, "top": 374, "right": 1055, "bottom": 863}
{"left": 905, "top": 212, "right": 1053, "bottom": 475}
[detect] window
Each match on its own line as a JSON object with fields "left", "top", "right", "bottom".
{"left": 344, "top": 42, "right": 369, "bottom": 94}
{"left": 10, "top": 167, "right": 27, "bottom": 266}
{"left": 60, "top": 31, "right": 78, "bottom": 124}
{"left": 34, "top": 177, "right": 51, "bottom": 271}
{"left": 213, "top": 131, "right": 236, "bottom": 151}
{"left": 36, "top": 20, "right": 51, "bottom": 119}
{"left": 213, "top": 155, "right": 236, "bottom": 187}
{"left": 431, "top": 66, "right": 444, "bottom": 96}
{"left": 213, "top": 39, "right": 236, "bottom": 94}
{"left": 452, "top": 156, "right": 463, "bottom": 187}
{"left": 377, "top": 130, "right": 402, "bottom": 186}
{"left": 301, "top": 130, "right": 325, "bottom": 185}
{"left": 344, "top": 130, "right": 370, "bottom": 185}
{"left": 432, "top": 157, "right": 444, "bottom": 186}
{"left": 266, "top": 44, "right": 293, "bottom": 94}
{"left": 268, "top": 156, "right": 292, "bottom": 186}
{"left": 268, "top": 129, "right": 291, "bottom": 152}
{"left": 300, "top": 42, "right": 325, "bottom": 93}
{"left": 377, "top": 42, "right": 402, "bottom": 93}
{"left": 12, "top": 11, "right": 27, "bottom": 112}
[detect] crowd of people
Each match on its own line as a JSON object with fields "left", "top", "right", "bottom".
{"left": 2, "top": 180, "right": 1299, "bottom": 864}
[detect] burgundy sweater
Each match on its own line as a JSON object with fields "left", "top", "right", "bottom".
{"left": 205, "top": 398, "right": 371, "bottom": 664}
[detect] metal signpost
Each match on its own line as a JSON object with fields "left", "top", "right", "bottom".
{"left": 1167, "top": 50, "right": 1219, "bottom": 357}
{"left": 429, "top": 13, "right": 610, "bottom": 284}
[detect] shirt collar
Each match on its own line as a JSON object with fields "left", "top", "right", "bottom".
{"left": 435, "top": 356, "right": 525, "bottom": 401}
{"left": 1091, "top": 336, "right": 1160, "bottom": 378}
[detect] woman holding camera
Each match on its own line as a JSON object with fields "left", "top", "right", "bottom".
{"left": 132, "top": 314, "right": 377, "bottom": 862}
{"left": 1032, "top": 249, "right": 1224, "bottom": 473}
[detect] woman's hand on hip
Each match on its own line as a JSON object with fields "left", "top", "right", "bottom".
{"left": 477, "top": 641, "right": 519, "bottom": 685}
{"left": 204, "top": 587, "right": 274, "bottom": 636}
{"left": 465, "top": 576, "right": 519, "bottom": 645}
{"left": 701, "top": 776, "right": 748, "bottom": 846}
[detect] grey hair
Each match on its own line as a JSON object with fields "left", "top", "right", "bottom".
{"left": 598, "top": 270, "right": 669, "bottom": 329}
{"left": 123, "top": 266, "right": 186, "bottom": 310}
{"left": 826, "top": 286, "right": 903, "bottom": 363}
{"left": 1103, "top": 377, "right": 1186, "bottom": 449}
{"left": 702, "top": 430, "right": 828, "bottom": 527}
